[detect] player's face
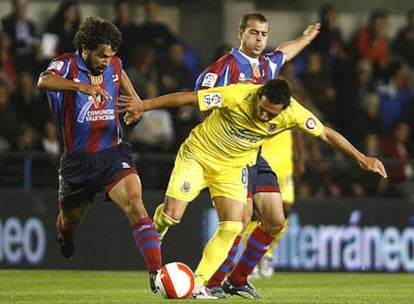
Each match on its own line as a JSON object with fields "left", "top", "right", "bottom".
{"left": 256, "top": 95, "right": 284, "bottom": 122}
{"left": 239, "top": 19, "right": 269, "bottom": 58}
{"left": 83, "top": 44, "right": 116, "bottom": 76}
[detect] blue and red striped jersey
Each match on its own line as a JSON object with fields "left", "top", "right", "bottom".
{"left": 194, "top": 48, "right": 285, "bottom": 90}
{"left": 41, "top": 51, "right": 123, "bottom": 155}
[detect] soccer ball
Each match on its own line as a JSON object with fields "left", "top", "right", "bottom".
{"left": 155, "top": 262, "right": 195, "bottom": 299}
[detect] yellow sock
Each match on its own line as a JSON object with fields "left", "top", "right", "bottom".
{"left": 153, "top": 203, "right": 180, "bottom": 239}
{"left": 194, "top": 221, "right": 243, "bottom": 285}
{"left": 264, "top": 219, "right": 288, "bottom": 259}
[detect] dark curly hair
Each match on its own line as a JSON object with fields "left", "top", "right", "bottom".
{"left": 74, "top": 16, "right": 122, "bottom": 52}
{"left": 258, "top": 79, "right": 291, "bottom": 109}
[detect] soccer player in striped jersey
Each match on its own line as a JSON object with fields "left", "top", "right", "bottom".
{"left": 118, "top": 79, "right": 387, "bottom": 299}
{"left": 37, "top": 16, "right": 162, "bottom": 293}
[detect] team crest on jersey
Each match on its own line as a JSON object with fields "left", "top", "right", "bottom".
{"left": 203, "top": 93, "right": 222, "bottom": 107}
{"left": 305, "top": 117, "right": 317, "bottom": 130}
{"left": 201, "top": 72, "right": 218, "bottom": 88}
{"left": 268, "top": 124, "right": 277, "bottom": 132}
{"left": 48, "top": 61, "right": 64, "bottom": 71}
{"left": 180, "top": 181, "right": 191, "bottom": 193}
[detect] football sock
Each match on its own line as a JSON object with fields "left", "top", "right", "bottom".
{"left": 194, "top": 221, "right": 243, "bottom": 285}
{"left": 264, "top": 219, "right": 288, "bottom": 259}
{"left": 229, "top": 225, "right": 274, "bottom": 286}
{"left": 56, "top": 212, "right": 74, "bottom": 241}
{"left": 153, "top": 203, "right": 180, "bottom": 240}
{"left": 206, "top": 235, "right": 241, "bottom": 288}
{"left": 132, "top": 218, "right": 162, "bottom": 273}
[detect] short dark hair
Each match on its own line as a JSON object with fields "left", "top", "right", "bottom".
{"left": 239, "top": 13, "right": 268, "bottom": 31}
{"left": 258, "top": 79, "right": 291, "bottom": 108}
{"left": 74, "top": 16, "right": 123, "bottom": 52}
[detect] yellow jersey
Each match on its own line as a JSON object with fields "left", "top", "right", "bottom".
{"left": 183, "top": 84, "right": 324, "bottom": 168}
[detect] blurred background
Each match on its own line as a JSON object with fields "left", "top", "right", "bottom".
{"left": 1, "top": 0, "right": 414, "bottom": 272}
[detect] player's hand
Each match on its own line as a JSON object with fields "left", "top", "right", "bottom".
{"left": 358, "top": 156, "right": 388, "bottom": 178}
{"left": 302, "top": 22, "right": 321, "bottom": 41}
{"left": 79, "top": 83, "right": 112, "bottom": 102}
{"left": 117, "top": 95, "right": 144, "bottom": 125}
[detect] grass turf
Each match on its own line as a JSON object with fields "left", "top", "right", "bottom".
{"left": 0, "top": 270, "right": 413, "bottom": 303}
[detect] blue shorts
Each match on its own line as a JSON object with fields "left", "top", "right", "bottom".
{"left": 58, "top": 142, "right": 137, "bottom": 210}
{"left": 247, "top": 152, "right": 280, "bottom": 198}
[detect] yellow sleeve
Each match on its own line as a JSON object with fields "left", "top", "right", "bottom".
{"left": 197, "top": 84, "right": 260, "bottom": 112}
{"left": 285, "top": 98, "right": 325, "bottom": 137}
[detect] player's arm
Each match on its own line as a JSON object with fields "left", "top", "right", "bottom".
{"left": 317, "top": 126, "right": 387, "bottom": 178}
{"left": 276, "top": 22, "right": 320, "bottom": 62}
{"left": 143, "top": 92, "right": 198, "bottom": 110}
{"left": 37, "top": 73, "right": 112, "bottom": 100}
{"left": 118, "top": 91, "right": 199, "bottom": 125}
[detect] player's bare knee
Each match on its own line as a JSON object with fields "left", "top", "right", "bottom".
{"left": 260, "top": 218, "right": 286, "bottom": 236}
{"left": 62, "top": 214, "right": 82, "bottom": 230}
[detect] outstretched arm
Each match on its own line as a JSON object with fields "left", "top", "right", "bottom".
{"left": 317, "top": 126, "right": 387, "bottom": 178}
{"left": 276, "top": 22, "right": 320, "bottom": 62}
{"left": 117, "top": 91, "right": 198, "bottom": 125}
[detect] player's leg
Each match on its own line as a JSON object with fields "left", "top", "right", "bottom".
{"left": 206, "top": 197, "right": 253, "bottom": 289}
{"left": 109, "top": 173, "right": 162, "bottom": 275}
{"left": 193, "top": 196, "right": 244, "bottom": 286}
{"left": 224, "top": 157, "right": 283, "bottom": 298}
{"left": 224, "top": 192, "right": 284, "bottom": 299}
{"left": 55, "top": 154, "right": 93, "bottom": 259}
{"left": 153, "top": 144, "right": 204, "bottom": 240}
{"left": 153, "top": 197, "right": 188, "bottom": 240}
{"left": 56, "top": 202, "right": 89, "bottom": 258}
{"left": 206, "top": 164, "right": 256, "bottom": 290}
{"left": 192, "top": 166, "right": 247, "bottom": 299}
{"left": 259, "top": 173, "right": 295, "bottom": 277}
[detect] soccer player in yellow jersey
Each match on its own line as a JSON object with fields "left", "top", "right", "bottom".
{"left": 119, "top": 79, "right": 387, "bottom": 299}
{"left": 193, "top": 12, "right": 313, "bottom": 294}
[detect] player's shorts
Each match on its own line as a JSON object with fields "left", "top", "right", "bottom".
{"left": 166, "top": 144, "right": 249, "bottom": 203}
{"left": 58, "top": 142, "right": 137, "bottom": 210}
{"left": 247, "top": 152, "right": 280, "bottom": 199}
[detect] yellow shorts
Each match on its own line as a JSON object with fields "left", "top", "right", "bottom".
{"left": 166, "top": 145, "right": 249, "bottom": 203}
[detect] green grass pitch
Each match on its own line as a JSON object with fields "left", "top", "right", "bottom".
{"left": 0, "top": 270, "right": 413, "bottom": 303}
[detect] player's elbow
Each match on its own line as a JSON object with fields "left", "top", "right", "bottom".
{"left": 37, "top": 76, "right": 46, "bottom": 90}
{"left": 37, "top": 74, "right": 51, "bottom": 90}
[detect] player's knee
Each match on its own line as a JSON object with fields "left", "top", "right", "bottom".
{"left": 154, "top": 203, "right": 181, "bottom": 227}
{"left": 261, "top": 218, "right": 287, "bottom": 236}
